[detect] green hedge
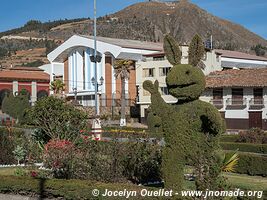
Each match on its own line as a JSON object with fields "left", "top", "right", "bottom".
{"left": 220, "top": 142, "right": 267, "bottom": 154}
{"left": 220, "top": 135, "right": 239, "bottom": 142}
{"left": 226, "top": 151, "right": 267, "bottom": 176}
{"left": 0, "top": 176, "right": 151, "bottom": 199}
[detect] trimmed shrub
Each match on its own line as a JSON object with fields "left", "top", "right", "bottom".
{"left": 225, "top": 151, "right": 267, "bottom": 176}
{"left": 0, "top": 176, "right": 147, "bottom": 200}
{"left": 220, "top": 142, "right": 267, "bottom": 154}
{"left": 220, "top": 134, "right": 240, "bottom": 142}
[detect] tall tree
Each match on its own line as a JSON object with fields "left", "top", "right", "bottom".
{"left": 188, "top": 34, "right": 205, "bottom": 67}
{"left": 114, "top": 59, "right": 134, "bottom": 126}
{"left": 51, "top": 79, "right": 65, "bottom": 96}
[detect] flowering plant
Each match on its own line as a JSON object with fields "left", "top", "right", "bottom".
{"left": 43, "top": 139, "right": 74, "bottom": 178}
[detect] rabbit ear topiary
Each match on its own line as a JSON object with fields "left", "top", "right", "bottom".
{"left": 188, "top": 34, "right": 205, "bottom": 67}
{"left": 163, "top": 34, "right": 181, "bottom": 65}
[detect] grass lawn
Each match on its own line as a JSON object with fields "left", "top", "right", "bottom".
{"left": 0, "top": 167, "right": 16, "bottom": 176}
{"left": 1, "top": 168, "right": 266, "bottom": 199}
{"left": 224, "top": 172, "right": 267, "bottom": 191}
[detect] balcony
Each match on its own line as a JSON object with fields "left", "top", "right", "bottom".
{"left": 249, "top": 98, "right": 265, "bottom": 110}
{"left": 226, "top": 98, "right": 247, "bottom": 109}
{"left": 210, "top": 99, "right": 224, "bottom": 109}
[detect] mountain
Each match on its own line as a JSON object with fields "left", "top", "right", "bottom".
{"left": 0, "top": 0, "right": 267, "bottom": 67}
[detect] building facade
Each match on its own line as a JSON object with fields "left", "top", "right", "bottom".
{"left": 203, "top": 68, "right": 267, "bottom": 130}
{"left": 216, "top": 49, "right": 267, "bottom": 69}
{"left": 136, "top": 47, "right": 221, "bottom": 123}
{"left": 0, "top": 67, "right": 50, "bottom": 107}
{"left": 47, "top": 35, "right": 163, "bottom": 111}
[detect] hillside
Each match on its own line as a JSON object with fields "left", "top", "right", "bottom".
{"left": 0, "top": 0, "right": 267, "bottom": 67}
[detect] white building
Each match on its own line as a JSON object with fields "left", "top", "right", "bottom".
{"left": 47, "top": 35, "right": 162, "bottom": 109}
{"left": 136, "top": 47, "right": 221, "bottom": 123}
{"left": 216, "top": 49, "right": 267, "bottom": 69}
{"left": 202, "top": 68, "right": 267, "bottom": 130}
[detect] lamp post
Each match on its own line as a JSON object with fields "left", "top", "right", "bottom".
{"left": 72, "top": 87, "right": 77, "bottom": 104}
{"left": 91, "top": 76, "right": 104, "bottom": 114}
{"left": 93, "top": 0, "right": 98, "bottom": 116}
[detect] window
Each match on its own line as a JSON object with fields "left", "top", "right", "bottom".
{"left": 254, "top": 88, "right": 263, "bottom": 99}
{"left": 213, "top": 88, "right": 223, "bottom": 99}
{"left": 159, "top": 67, "right": 171, "bottom": 76}
{"left": 160, "top": 87, "right": 169, "bottom": 95}
{"left": 143, "top": 68, "right": 154, "bottom": 77}
{"left": 232, "top": 88, "right": 243, "bottom": 105}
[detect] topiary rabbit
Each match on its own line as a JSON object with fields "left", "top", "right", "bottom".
{"left": 143, "top": 35, "right": 225, "bottom": 191}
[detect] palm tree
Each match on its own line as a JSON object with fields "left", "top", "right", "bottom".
{"left": 114, "top": 59, "right": 134, "bottom": 126}
{"left": 221, "top": 150, "right": 239, "bottom": 173}
{"left": 51, "top": 79, "right": 65, "bottom": 96}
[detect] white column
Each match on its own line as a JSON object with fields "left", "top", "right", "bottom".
{"left": 68, "top": 54, "right": 73, "bottom": 93}
{"left": 90, "top": 49, "right": 95, "bottom": 90}
{"left": 111, "top": 57, "right": 116, "bottom": 94}
{"left": 50, "top": 63, "right": 55, "bottom": 95}
{"left": 85, "top": 48, "right": 90, "bottom": 90}
{"left": 74, "top": 51, "right": 78, "bottom": 89}
{"left": 12, "top": 81, "right": 18, "bottom": 95}
{"left": 76, "top": 50, "right": 84, "bottom": 91}
{"left": 31, "top": 81, "right": 37, "bottom": 105}
{"left": 101, "top": 55, "right": 105, "bottom": 94}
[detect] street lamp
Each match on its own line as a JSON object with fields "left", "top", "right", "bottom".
{"left": 91, "top": 76, "right": 104, "bottom": 114}
{"left": 72, "top": 87, "right": 78, "bottom": 104}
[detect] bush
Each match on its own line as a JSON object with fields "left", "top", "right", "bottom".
{"left": 220, "top": 142, "right": 267, "bottom": 154}
{"left": 0, "top": 127, "right": 42, "bottom": 165}
{"left": 237, "top": 128, "right": 267, "bottom": 144}
{"left": 0, "top": 176, "right": 147, "bottom": 200}
{"left": 43, "top": 139, "right": 75, "bottom": 179}
{"left": 0, "top": 127, "right": 28, "bottom": 164}
{"left": 28, "top": 96, "right": 88, "bottom": 142}
{"left": 45, "top": 139, "right": 161, "bottom": 183}
{"left": 2, "top": 93, "right": 30, "bottom": 123}
{"left": 220, "top": 134, "right": 240, "bottom": 142}
{"left": 225, "top": 151, "right": 267, "bottom": 176}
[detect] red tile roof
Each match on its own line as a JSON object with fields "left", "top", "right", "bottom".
{"left": 0, "top": 68, "right": 50, "bottom": 82}
{"left": 215, "top": 49, "right": 267, "bottom": 61}
{"left": 9, "top": 66, "right": 44, "bottom": 71}
{"left": 206, "top": 68, "right": 267, "bottom": 88}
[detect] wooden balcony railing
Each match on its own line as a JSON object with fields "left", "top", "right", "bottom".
{"left": 210, "top": 99, "right": 224, "bottom": 109}
{"left": 249, "top": 98, "right": 264, "bottom": 109}
{"left": 226, "top": 98, "right": 247, "bottom": 109}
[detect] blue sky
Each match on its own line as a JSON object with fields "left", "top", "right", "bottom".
{"left": 0, "top": 0, "right": 266, "bottom": 39}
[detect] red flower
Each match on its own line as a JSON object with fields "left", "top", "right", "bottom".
{"left": 31, "top": 171, "right": 38, "bottom": 177}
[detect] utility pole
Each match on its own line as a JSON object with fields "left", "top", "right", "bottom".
{"left": 93, "top": 0, "right": 98, "bottom": 116}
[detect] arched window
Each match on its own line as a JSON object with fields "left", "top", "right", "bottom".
{"left": 0, "top": 89, "right": 11, "bottom": 108}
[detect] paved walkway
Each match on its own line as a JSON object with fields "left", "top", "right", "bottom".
{"left": 0, "top": 194, "right": 38, "bottom": 200}
{"left": 0, "top": 194, "right": 54, "bottom": 200}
